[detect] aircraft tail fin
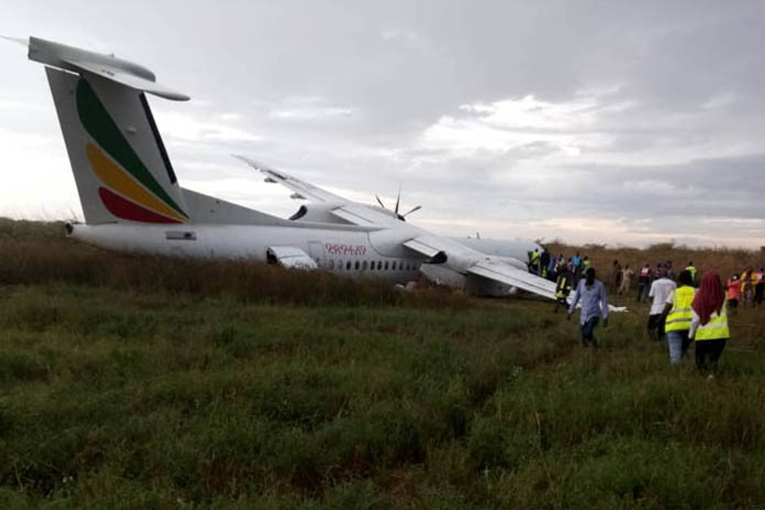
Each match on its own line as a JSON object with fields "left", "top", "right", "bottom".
{"left": 28, "top": 37, "right": 191, "bottom": 224}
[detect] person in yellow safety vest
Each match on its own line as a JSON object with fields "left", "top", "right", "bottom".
{"left": 754, "top": 266, "right": 765, "bottom": 306}
{"left": 661, "top": 270, "right": 696, "bottom": 364}
{"left": 740, "top": 267, "right": 753, "bottom": 307}
{"left": 529, "top": 248, "right": 540, "bottom": 274}
{"left": 685, "top": 262, "right": 697, "bottom": 287}
{"left": 554, "top": 265, "right": 573, "bottom": 313}
{"left": 689, "top": 270, "right": 730, "bottom": 377}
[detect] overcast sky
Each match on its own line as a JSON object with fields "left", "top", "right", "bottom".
{"left": 1, "top": 0, "right": 764, "bottom": 247}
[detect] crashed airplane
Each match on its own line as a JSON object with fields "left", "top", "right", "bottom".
{"left": 18, "top": 36, "right": 557, "bottom": 300}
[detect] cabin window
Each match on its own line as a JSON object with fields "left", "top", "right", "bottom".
{"left": 391, "top": 261, "right": 397, "bottom": 270}
{"left": 355, "top": 261, "right": 360, "bottom": 271}
{"left": 384, "top": 261, "right": 389, "bottom": 270}
{"left": 346, "top": 261, "right": 352, "bottom": 270}
{"left": 377, "top": 261, "right": 382, "bottom": 270}
{"left": 337, "top": 260, "right": 342, "bottom": 270}
{"left": 362, "top": 260, "right": 368, "bottom": 271}
{"left": 328, "top": 260, "right": 334, "bottom": 270}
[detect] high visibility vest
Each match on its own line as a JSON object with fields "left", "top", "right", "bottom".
{"left": 665, "top": 286, "right": 695, "bottom": 332}
{"left": 695, "top": 302, "right": 730, "bottom": 341}
{"left": 583, "top": 260, "right": 591, "bottom": 269}
{"left": 555, "top": 275, "right": 571, "bottom": 299}
{"left": 686, "top": 266, "right": 697, "bottom": 281}
{"left": 740, "top": 272, "right": 750, "bottom": 291}
{"left": 530, "top": 252, "right": 539, "bottom": 263}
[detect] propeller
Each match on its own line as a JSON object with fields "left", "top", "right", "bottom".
{"left": 375, "top": 185, "right": 421, "bottom": 221}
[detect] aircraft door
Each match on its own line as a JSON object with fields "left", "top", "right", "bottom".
{"left": 308, "top": 241, "right": 325, "bottom": 267}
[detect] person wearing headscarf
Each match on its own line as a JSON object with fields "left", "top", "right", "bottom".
{"left": 688, "top": 270, "right": 730, "bottom": 376}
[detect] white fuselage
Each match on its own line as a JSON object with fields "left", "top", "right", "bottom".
{"left": 68, "top": 219, "right": 541, "bottom": 295}
{"left": 69, "top": 221, "right": 429, "bottom": 285}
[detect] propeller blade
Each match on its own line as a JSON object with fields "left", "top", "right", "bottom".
{"left": 395, "top": 184, "right": 401, "bottom": 215}
{"left": 375, "top": 194, "right": 386, "bottom": 209}
{"left": 402, "top": 205, "right": 422, "bottom": 217}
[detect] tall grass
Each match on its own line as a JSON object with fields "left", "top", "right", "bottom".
{"left": 1, "top": 219, "right": 765, "bottom": 509}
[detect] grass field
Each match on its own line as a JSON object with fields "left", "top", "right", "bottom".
{"left": 1, "top": 219, "right": 764, "bottom": 509}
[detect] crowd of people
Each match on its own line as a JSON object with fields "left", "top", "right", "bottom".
{"left": 528, "top": 247, "right": 761, "bottom": 378}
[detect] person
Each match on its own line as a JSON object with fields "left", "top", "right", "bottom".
{"left": 568, "top": 267, "right": 609, "bottom": 348}
{"left": 548, "top": 257, "right": 558, "bottom": 282}
{"left": 686, "top": 262, "right": 697, "bottom": 287}
{"left": 740, "top": 268, "right": 753, "bottom": 307}
{"left": 582, "top": 256, "right": 592, "bottom": 271}
{"left": 727, "top": 274, "right": 740, "bottom": 310}
{"left": 540, "top": 248, "right": 550, "bottom": 279}
{"left": 572, "top": 252, "right": 582, "bottom": 284}
{"left": 528, "top": 248, "right": 540, "bottom": 275}
{"left": 662, "top": 270, "right": 696, "bottom": 364}
{"left": 665, "top": 260, "right": 675, "bottom": 281}
{"left": 554, "top": 264, "right": 573, "bottom": 313}
{"left": 754, "top": 267, "right": 765, "bottom": 306}
{"left": 611, "top": 259, "right": 622, "bottom": 292}
{"left": 689, "top": 270, "right": 730, "bottom": 377}
{"left": 637, "top": 263, "right": 652, "bottom": 302}
{"left": 619, "top": 264, "right": 634, "bottom": 295}
{"left": 647, "top": 268, "right": 676, "bottom": 343}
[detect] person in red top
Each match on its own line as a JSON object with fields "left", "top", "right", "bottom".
{"left": 727, "top": 275, "right": 740, "bottom": 310}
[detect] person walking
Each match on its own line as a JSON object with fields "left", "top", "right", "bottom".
{"left": 727, "top": 274, "right": 740, "bottom": 311}
{"left": 662, "top": 270, "right": 696, "bottom": 364}
{"left": 610, "top": 259, "right": 622, "bottom": 292}
{"left": 647, "top": 268, "right": 676, "bottom": 343}
{"left": 754, "top": 267, "right": 765, "bottom": 306}
{"left": 686, "top": 262, "right": 697, "bottom": 287}
{"left": 689, "top": 270, "right": 730, "bottom": 377}
{"left": 529, "top": 248, "right": 540, "bottom": 275}
{"left": 619, "top": 264, "right": 634, "bottom": 295}
{"left": 637, "top": 263, "right": 652, "bottom": 302}
{"left": 554, "top": 264, "right": 573, "bottom": 313}
{"left": 568, "top": 267, "right": 609, "bottom": 348}
{"left": 740, "top": 268, "right": 753, "bottom": 307}
{"left": 540, "top": 248, "right": 550, "bottom": 279}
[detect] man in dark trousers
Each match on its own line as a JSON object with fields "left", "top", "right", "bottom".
{"left": 637, "top": 263, "right": 652, "bottom": 302}
{"left": 568, "top": 267, "right": 609, "bottom": 348}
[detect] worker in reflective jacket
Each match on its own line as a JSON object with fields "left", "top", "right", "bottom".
{"left": 661, "top": 270, "right": 696, "bottom": 364}
{"left": 554, "top": 265, "right": 573, "bottom": 313}
{"left": 688, "top": 270, "right": 730, "bottom": 377}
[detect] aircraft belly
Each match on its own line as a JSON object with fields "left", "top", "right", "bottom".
{"left": 70, "top": 223, "right": 417, "bottom": 285}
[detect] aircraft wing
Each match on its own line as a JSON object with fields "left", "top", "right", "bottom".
{"left": 403, "top": 235, "right": 556, "bottom": 300}
{"left": 234, "top": 155, "right": 350, "bottom": 204}
{"left": 467, "top": 259, "right": 557, "bottom": 300}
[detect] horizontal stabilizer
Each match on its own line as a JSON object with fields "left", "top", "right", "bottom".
{"left": 27, "top": 36, "right": 188, "bottom": 101}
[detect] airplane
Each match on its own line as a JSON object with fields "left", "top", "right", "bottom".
{"left": 15, "top": 36, "right": 558, "bottom": 300}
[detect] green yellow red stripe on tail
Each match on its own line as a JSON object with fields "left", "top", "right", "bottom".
{"left": 76, "top": 79, "right": 188, "bottom": 223}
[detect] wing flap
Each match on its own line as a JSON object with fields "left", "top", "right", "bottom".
{"left": 267, "top": 246, "right": 318, "bottom": 269}
{"left": 234, "top": 155, "right": 349, "bottom": 204}
{"left": 331, "top": 204, "right": 398, "bottom": 227}
{"left": 468, "top": 260, "right": 557, "bottom": 300}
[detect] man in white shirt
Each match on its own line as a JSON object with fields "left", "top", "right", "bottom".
{"left": 647, "top": 269, "right": 676, "bottom": 342}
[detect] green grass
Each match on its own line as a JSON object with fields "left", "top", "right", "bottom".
{"left": 1, "top": 219, "right": 765, "bottom": 509}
